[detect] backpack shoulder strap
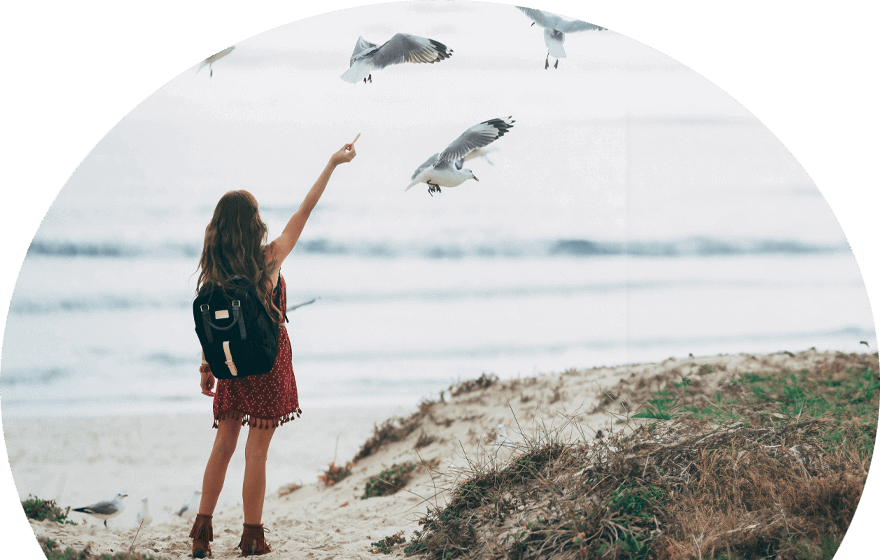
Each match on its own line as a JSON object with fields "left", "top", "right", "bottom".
{"left": 233, "top": 287, "right": 247, "bottom": 340}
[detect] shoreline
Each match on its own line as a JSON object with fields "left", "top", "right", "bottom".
{"left": 6, "top": 349, "right": 879, "bottom": 558}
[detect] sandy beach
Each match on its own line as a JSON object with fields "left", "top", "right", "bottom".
{"left": 5, "top": 349, "right": 877, "bottom": 558}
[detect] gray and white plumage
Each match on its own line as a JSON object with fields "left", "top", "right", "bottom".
{"left": 406, "top": 117, "right": 515, "bottom": 195}
{"left": 175, "top": 490, "right": 201, "bottom": 519}
{"left": 197, "top": 46, "right": 235, "bottom": 78}
{"left": 341, "top": 33, "right": 452, "bottom": 83}
{"left": 136, "top": 496, "right": 152, "bottom": 526}
{"left": 72, "top": 492, "right": 127, "bottom": 527}
{"left": 516, "top": 6, "right": 605, "bottom": 67}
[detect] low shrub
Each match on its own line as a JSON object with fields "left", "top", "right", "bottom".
{"left": 362, "top": 462, "right": 418, "bottom": 499}
{"left": 318, "top": 462, "right": 352, "bottom": 487}
{"left": 22, "top": 496, "right": 76, "bottom": 525}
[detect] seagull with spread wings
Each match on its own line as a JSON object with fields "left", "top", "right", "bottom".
{"left": 516, "top": 6, "right": 606, "bottom": 69}
{"left": 341, "top": 33, "right": 453, "bottom": 83}
{"left": 406, "top": 117, "right": 515, "bottom": 196}
{"left": 197, "top": 46, "right": 235, "bottom": 78}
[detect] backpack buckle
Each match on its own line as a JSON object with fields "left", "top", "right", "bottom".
{"left": 232, "top": 300, "right": 241, "bottom": 309}
{"left": 200, "top": 304, "right": 210, "bottom": 312}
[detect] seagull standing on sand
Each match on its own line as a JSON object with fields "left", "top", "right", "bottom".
{"left": 136, "top": 496, "right": 152, "bottom": 526}
{"left": 406, "top": 117, "right": 515, "bottom": 196}
{"left": 72, "top": 492, "right": 127, "bottom": 527}
{"left": 341, "top": 33, "right": 452, "bottom": 83}
{"left": 175, "top": 490, "right": 201, "bottom": 519}
{"left": 197, "top": 46, "right": 235, "bottom": 77}
{"left": 516, "top": 6, "right": 606, "bottom": 69}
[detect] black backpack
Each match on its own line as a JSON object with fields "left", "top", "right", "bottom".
{"left": 193, "top": 276, "right": 286, "bottom": 380}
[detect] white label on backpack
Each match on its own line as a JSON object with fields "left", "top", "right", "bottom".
{"left": 215, "top": 309, "right": 230, "bottom": 320}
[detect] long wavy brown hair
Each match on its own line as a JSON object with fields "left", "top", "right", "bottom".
{"left": 196, "top": 190, "right": 282, "bottom": 323}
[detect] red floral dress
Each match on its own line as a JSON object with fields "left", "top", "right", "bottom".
{"left": 212, "top": 275, "right": 301, "bottom": 429}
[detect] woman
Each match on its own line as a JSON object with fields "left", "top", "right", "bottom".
{"left": 189, "top": 139, "right": 357, "bottom": 557}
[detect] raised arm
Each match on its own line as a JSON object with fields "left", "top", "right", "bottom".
{"left": 267, "top": 140, "right": 358, "bottom": 270}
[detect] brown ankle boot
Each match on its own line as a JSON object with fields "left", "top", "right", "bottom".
{"left": 189, "top": 513, "right": 213, "bottom": 558}
{"left": 238, "top": 523, "right": 272, "bottom": 556}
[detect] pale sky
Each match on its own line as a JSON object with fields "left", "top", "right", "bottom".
{"left": 44, "top": 0, "right": 822, "bottom": 257}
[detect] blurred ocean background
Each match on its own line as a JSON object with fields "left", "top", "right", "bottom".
{"left": 1, "top": 1, "right": 875, "bottom": 420}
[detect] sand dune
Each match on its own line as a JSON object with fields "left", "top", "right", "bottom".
{"left": 13, "top": 349, "right": 878, "bottom": 558}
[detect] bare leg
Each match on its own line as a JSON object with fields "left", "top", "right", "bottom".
{"left": 242, "top": 424, "right": 276, "bottom": 525}
{"left": 198, "top": 418, "right": 242, "bottom": 515}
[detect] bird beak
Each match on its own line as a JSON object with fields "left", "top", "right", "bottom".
{"left": 473, "top": 176, "right": 479, "bottom": 182}
{"left": 531, "top": 22, "right": 535, "bottom": 26}
{"left": 122, "top": 494, "right": 128, "bottom": 498}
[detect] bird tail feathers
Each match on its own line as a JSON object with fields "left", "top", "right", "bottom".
{"left": 340, "top": 61, "right": 371, "bottom": 83}
{"left": 405, "top": 180, "right": 421, "bottom": 191}
{"left": 548, "top": 40, "right": 567, "bottom": 59}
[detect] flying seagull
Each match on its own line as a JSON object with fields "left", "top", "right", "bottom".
{"left": 175, "top": 490, "right": 201, "bottom": 519}
{"left": 197, "top": 46, "right": 235, "bottom": 77}
{"left": 136, "top": 496, "right": 152, "bottom": 526}
{"left": 860, "top": 341, "right": 869, "bottom": 347}
{"left": 72, "top": 493, "right": 127, "bottom": 527}
{"left": 341, "top": 33, "right": 452, "bottom": 84}
{"left": 516, "top": 6, "right": 606, "bottom": 69}
{"left": 406, "top": 117, "right": 515, "bottom": 196}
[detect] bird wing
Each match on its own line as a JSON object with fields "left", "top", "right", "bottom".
{"left": 516, "top": 6, "right": 555, "bottom": 29}
{"left": 74, "top": 500, "right": 119, "bottom": 515}
{"left": 350, "top": 36, "right": 378, "bottom": 65}
{"left": 411, "top": 153, "right": 440, "bottom": 181}
{"left": 370, "top": 33, "right": 452, "bottom": 69}
{"left": 437, "top": 117, "right": 515, "bottom": 163}
{"left": 555, "top": 19, "right": 606, "bottom": 33}
{"left": 204, "top": 46, "right": 235, "bottom": 65}
{"left": 463, "top": 145, "right": 498, "bottom": 164}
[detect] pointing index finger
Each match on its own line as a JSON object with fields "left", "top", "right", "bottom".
{"left": 351, "top": 133, "right": 360, "bottom": 145}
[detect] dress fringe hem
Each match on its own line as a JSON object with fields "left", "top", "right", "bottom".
{"left": 212, "top": 407, "right": 302, "bottom": 429}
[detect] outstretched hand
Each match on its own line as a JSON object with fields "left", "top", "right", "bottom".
{"left": 330, "top": 134, "right": 359, "bottom": 166}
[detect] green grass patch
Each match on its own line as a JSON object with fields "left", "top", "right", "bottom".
{"left": 629, "top": 364, "right": 879, "bottom": 457}
{"left": 362, "top": 462, "right": 418, "bottom": 499}
{"left": 21, "top": 496, "right": 77, "bottom": 525}
{"left": 370, "top": 531, "right": 406, "bottom": 554}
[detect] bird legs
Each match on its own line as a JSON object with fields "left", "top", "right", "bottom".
{"left": 362, "top": 74, "right": 373, "bottom": 84}
{"left": 544, "top": 53, "right": 558, "bottom": 69}
{"left": 427, "top": 182, "right": 441, "bottom": 196}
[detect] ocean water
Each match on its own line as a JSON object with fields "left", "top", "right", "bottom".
{"left": 2, "top": 122, "right": 876, "bottom": 419}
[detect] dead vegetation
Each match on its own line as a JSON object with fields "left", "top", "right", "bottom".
{"left": 353, "top": 399, "right": 439, "bottom": 463}
{"left": 317, "top": 461, "right": 353, "bottom": 487}
{"left": 277, "top": 482, "right": 302, "bottom": 497}
{"left": 450, "top": 373, "right": 499, "bottom": 397}
{"left": 405, "top": 355, "right": 878, "bottom": 560}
